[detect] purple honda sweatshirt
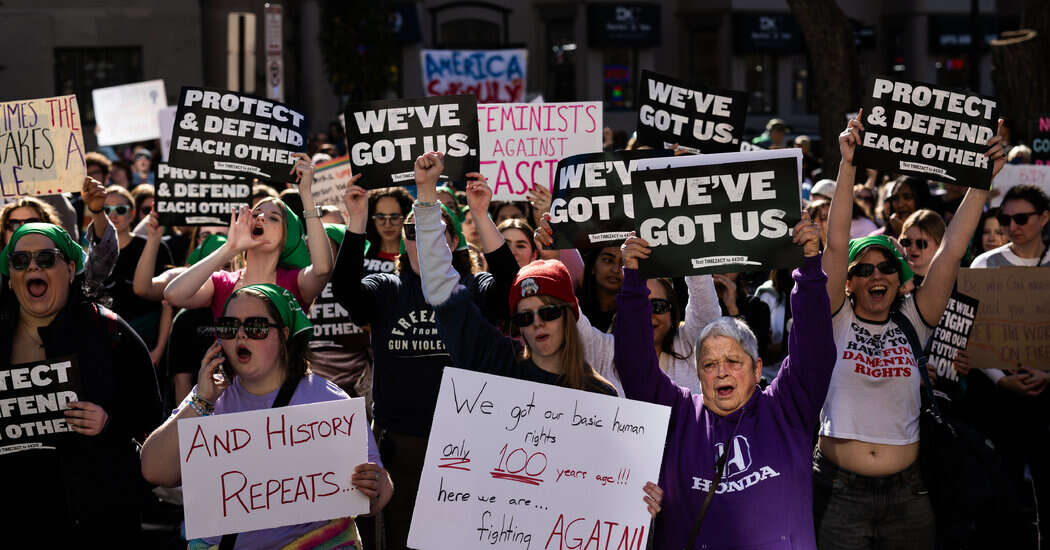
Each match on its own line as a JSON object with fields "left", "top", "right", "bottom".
{"left": 614, "top": 255, "right": 835, "bottom": 550}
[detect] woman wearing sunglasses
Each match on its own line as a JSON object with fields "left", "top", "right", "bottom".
{"left": 140, "top": 284, "right": 391, "bottom": 549}
{"left": 164, "top": 154, "right": 334, "bottom": 318}
{"left": 899, "top": 209, "right": 946, "bottom": 285}
{"left": 0, "top": 223, "right": 163, "bottom": 544}
{"left": 812, "top": 113, "right": 1007, "bottom": 549}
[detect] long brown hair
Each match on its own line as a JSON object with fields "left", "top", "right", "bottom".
{"left": 520, "top": 295, "right": 612, "bottom": 392}
{"left": 0, "top": 198, "right": 59, "bottom": 246}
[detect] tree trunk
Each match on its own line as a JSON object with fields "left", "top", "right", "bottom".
{"left": 991, "top": 0, "right": 1050, "bottom": 144}
{"left": 786, "top": 0, "right": 860, "bottom": 177}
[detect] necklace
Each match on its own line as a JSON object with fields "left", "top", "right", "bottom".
{"left": 18, "top": 322, "right": 43, "bottom": 348}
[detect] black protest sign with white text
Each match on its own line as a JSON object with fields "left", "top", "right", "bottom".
{"left": 155, "top": 163, "right": 249, "bottom": 226}
{"left": 631, "top": 149, "right": 803, "bottom": 278}
{"left": 169, "top": 87, "right": 307, "bottom": 182}
{"left": 855, "top": 76, "right": 998, "bottom": 189}
{"left": 930, "top": 292, "right": 979, "bottom": 397}
{"left": 636, "top": 71, "right": 748, "bottom": 154}
{"left": 549, "top": 150, "right": 673, "bottom": 249}
{"left": 344, "top": 95, "right": 480, "bottom": 189}
{"left": 0, "top": 356, "right": 80, "bottom": 455}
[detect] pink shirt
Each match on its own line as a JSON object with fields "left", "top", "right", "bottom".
{"left": 210, "top": 267, "right": 306, "bottom": 319}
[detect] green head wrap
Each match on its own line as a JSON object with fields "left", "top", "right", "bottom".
{"left": 187, "top": 233, "right": 228, "bottom": 266}
{"left": 278, "top": 203, "right": 310, "bottom": 269}
{"left": 224, "top": 283, "right": 313, "bottom": 339}
{"left": 847, "top": 235, "right": 913, "bottom": 283}
{"left": 324, "top": 223, "right": 346, "bottom": 246}
{"left": 435, "top": 185, "right": 465, "bottom": 221}
{"left": 0, "top": 223, "right": 86, "bottom": 277}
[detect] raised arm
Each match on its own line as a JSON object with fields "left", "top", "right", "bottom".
{"left": 164, "top": 206, "right": 259, "bottom": 309}
{"left": 824, "top": 113, "right": 864, "bottom": 312}
{"left": 677, "top": 274, "right": 721, "bottom": 347}
{"left": 293, "top": 153, "right": 335, "bottom": 304}
{"left": 81, "top": 177, "right": 119, "bottom": 289}
{"left": 533, "top": 213, "right": 585, "bottom": 287}
{"left": 466, "top": 175, "right": 505, "bottom": 254}
{"left": 915, "top": 122, "right": 1004, "bottom": 325}
{"left": 332, "top": 180, "right": 379, "bottom": 325}
{"left": 134, "top": 212, "right": 172, "bottom": 301}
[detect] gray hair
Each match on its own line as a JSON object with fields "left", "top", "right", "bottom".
{"left": 694, "top": 316, "right": 760, "bottom": 364}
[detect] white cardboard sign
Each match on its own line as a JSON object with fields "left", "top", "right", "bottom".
{"left": 178, "top": 398, "right": 370, "bottom": 539}
{"left": 158, "top": 106, "right": 177, "bottom": 162}
{"left": 407, "top": 368, "right": 670, "bottom": 549}
{"left": 312, "top": 155, "right": 352, "bottom": 222}
{"left": 990, "top": 164, "right": 1050, "bottom": 207}
{"left": 479, "top": 102, "right": 603, "bottom": 201}
{"left": 92, "top": 79, "right": 167, "bottom": 146}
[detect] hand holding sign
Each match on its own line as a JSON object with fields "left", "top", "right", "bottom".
{"left": 146, "top": 211, "right": 165, "bottom": 241}
{"left": 289, "top": 152, "right": 316, "bottom": 193}
{"left": 526, "top": 182, "right": 552, "bottom": 217}
{"left": 82, "top": 177, "right": 106, "bottom": 213}
{"left": 840, "top": 110, "right": 865, "bottom": 165}
{"left": 533, "top": 212, "right": 555, "bottom": 248}
{"left": 643, "top": 482, "right": 663, "bottom": 518}
{"left": 350, "top": 462, "right": 393, "bottom": 515}
{"left": 64, "top": 401, "right": 108, "bottom": 436}
{"left": 620, "top": 234, "right": 652, "bottom": 270}
{"left": 984, "top": 120, "right": 1007, "bottom": 178}
{"left": 793, "top": 211, "right": 821, "bottom": 257}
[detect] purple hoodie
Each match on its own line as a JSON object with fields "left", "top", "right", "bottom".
{"left": 614, "top": 255, "right": 835, "bottom": 550}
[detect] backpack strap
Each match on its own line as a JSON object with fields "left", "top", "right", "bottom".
{"left": 889, "top": 308, "right": 948, "bottom": 429}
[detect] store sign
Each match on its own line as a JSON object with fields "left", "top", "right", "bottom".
{"left": 927, "top": 15, "right": 1019, "bottom": 54}
{"left": 587, "top": 4, "right": 661, "bottom": 48}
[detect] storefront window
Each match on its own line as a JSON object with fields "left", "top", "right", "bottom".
{"left": 545, "top": 18, "right": 576, "bottom": 102}
{"left": 54, "top": 47, "right": 143, "bottom": 134}
{"left": 934, "top": 56, "right": 969, "bottom": 88}
{"left": 439, "top": 18, "right": 500, "bottom": 47}
{"left": 745, "top": 53, "right": 776, "bottom": 114}
{"left": 688, "top": 28, "right": 720, "bottom": 88}
{"left": 603, "top": 48, "right": 637, "bottom": 110}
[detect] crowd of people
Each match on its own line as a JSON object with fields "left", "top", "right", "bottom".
{"left": 1, "top": 97, "right": 1048, "bottom": 550}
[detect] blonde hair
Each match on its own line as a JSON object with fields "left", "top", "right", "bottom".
{"left": 901, "top": 209, "right": 946, "bottom": 245}
{"left": 520, "top": 295, "right": 612, "bottom": 392}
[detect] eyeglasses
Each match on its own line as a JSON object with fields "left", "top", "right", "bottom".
{"left": 899, "top": 238, "right": 929, "bottom": 250}
{"left": 848, "top": 261, "right": 900, "bottom": 278}
{"left": 996, "top": 211, "right": 1040, "bottom": 227}
{"left": 511, "top": 305, "right": 566, "bottom": 327}
{"left": 104, "top": 204, "right": 131, "bottom": 216}
{"left": 4, "top": 217, "right": 42, "bottom": 232}
{"left": 7, "top": 249, "right": 64, "bottom": 271}
{"left": 372, "top": 213, "right": 404, "bottom": 225}
{"left": 402, "top": 223, "right": 416, "bottom": 241}
{"left": 214, "top": 316, "right": 281, "bottom": 340}
{"left": 650, "top": 298, "right": 672, "bottom": 314}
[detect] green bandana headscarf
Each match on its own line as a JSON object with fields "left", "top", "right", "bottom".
{"left": 848, "top": 235, "right": 914, "bottom": 283}
{"left": 0, "top": 223, "right": 86, "bottom": 276}
{"left": 225, "top": 283, "right": 313, "bottom": 339}
{"left": 186, "top": 233, "right": 228, "bottom": 266}
{"left": 436, "top": 185, "right": 465, "bottom": 221}
{"left": 324, "top": 223, "right": 346, "bottom": 246}
{"left": 279, "top": 203, "right": 310, "bottom": 269}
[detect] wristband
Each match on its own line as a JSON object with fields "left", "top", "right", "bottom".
{"left": 303, "top": 207, "right": 323, "bottom": 220}
{"left": 88, "top": 205, "right": 104, "bottom": 214}
{"left": 414, "top": 200, "right": 440, "bottom": 208}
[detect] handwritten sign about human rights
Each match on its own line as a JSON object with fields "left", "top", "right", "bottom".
{"left": 169, "top": 87, "right": 307, "bottom": 182}
{"left": 422, "top": 49, "right": 527, "bottom": 103}
{"left": 549, "top": 150, "right": 674, "bottom": 250}
{"left": 311, "top": 155, "right": 352, "bottom": 220}
{"left": 636, "top": 71, "right": 748, "bottom": 154}
{"left": 0, "top": 95, "right": 85, "bottom": 198}
{"left": 0, "top": 356, "right": 80, "bottom": 456}
{"left": 478, "top": 102, "right": 602, "bottom": 201}
{"left": 958, "top": 267, "right": 1050, "bottom": 371}
{"left": 930, "top": 292, "right": 979, "bottom": 396}
{"left": 990, "top": 164, "right": 1050, "bottom": 208}
{"left": 407, "top": 368, "right": 669, "bottom": 550}
{"left": 178, "top": 398, "right": 369, "bottom": 539}
{"left": 855, "top": 76, "right": 999, "bottom": 189}
{"left": 631, "top": 148, "right": 803, "bottom": 278}
{"left": 155, "top": 163, "right": 248, "bottom": 226}
{"left": 92, "top": 79, "right": 168, "bottom": 146}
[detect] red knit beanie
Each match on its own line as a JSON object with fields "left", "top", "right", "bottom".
{"left": 509, "top": 260, "right": 580, "bottom": 318}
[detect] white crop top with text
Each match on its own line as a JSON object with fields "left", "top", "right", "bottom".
{"left": 819, "top": 295, "right": 933, "bottom": 445}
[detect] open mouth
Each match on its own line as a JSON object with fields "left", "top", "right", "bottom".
{"left": 868, "top": 284, "right": 888, "bottom": 299}
{"left": 251, "top": 226, "right": 265, "bottom": 237}
{"left": 716, "top": 384, "right": 734, "bottom": 398}
{"left": 26, "top": 277, "right": 48, "bottom": 298}
{"left": 535, "top": 333, "right": 550, "bottom": 343}
{"left": 236, "top": 345, "right": 253, "bottom": 363}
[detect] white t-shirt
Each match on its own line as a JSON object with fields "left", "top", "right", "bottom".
{"left": 819, "top": 295, "right": 933, "bottom": 445}
{"left": 971, "top": 243, "right": 1050, "bottom": 268}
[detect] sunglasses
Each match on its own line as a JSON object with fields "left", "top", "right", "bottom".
{"left": 104, "top": 204, "right": 131, "bottom": 216}
{"left": 214, "top": 316, "right": 280, "bottom": 340}
{"left": 7, "top": 249, "right": 65, "bottom": 271}
{"left": 899, "top": 238, "right": 929, "bottom": 250}
{"left": 4, "top": 217, "right": 42, "bottom": 232}
{"left": 373, "top": 213, "right": 404, "bottom": 225}
{"left": 996, "top": 211, "right": 1039, "bottom": 227}
{"left": 650, "top": 298, "right": 672, "bottom": 315}
{"left": 140, "top": 205, "right": 152, "bottom": 216}
{"left": 848, "top": 260, "right": 900, "bottom": 278}
{"left": 511, "top": 304, "right": 566, "bottom": 327}
{"left": 402, "top": 223, "right": 416, "bottom": 241}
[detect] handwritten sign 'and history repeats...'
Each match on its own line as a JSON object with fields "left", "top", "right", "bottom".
{"left": 0, "top": 95, "right": 86, "bottom": 198}
{"left": 178, "top": 398, "right": 370, "bottom": 539}
{"left": 408, "top": 368, "right": 670, "bottom": 550}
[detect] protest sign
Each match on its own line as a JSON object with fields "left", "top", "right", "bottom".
{"left": 407, "top": 368, "right": 669, "bottom": 550}
{"left": 989, "top": 164, "right": 1050, "bottom": 207}
{"left": 179, "top": 398, "right": 370, "bottom": 539}
{"left": 930, "top": 292, "right": 979, "bottom": 396}
{"left": 421, "top": 49, "right": 527, "bottom": 103}
{"left": 549, "top": 150, "right": 674, "bottom": 250}
{"left": 159, "top": 106, "right": 177, "bottom": 162}
{"left": 854, "top": 76, "right": 999, "bottom": 189}
{"left": 309, "top": 282, "right": 368, "bottom": 351}
{"left": 169, "top": 87, "right": 307, "bottom": 183}
{"left": 155, "top": 163, "right": 248, "bottom": 226}
{"left": 311, "top": 155, "right": 352, "bottom": 221}
{"left": 636, "top": 71, "right": 748, "bottom": 154}
{"left": 631, "top": 148, "right": 803, "bottom": 278}
{"left": 0, "top": 356, "right": 80, "bottom": 456}
{"left": 92, "top": 79, "right": 167, "bottom": 146}
{"left": 344, "top": 96, "right": 479, "bottom": 189}
{"left": 478, "top": 102, "right": 602, "bottom": 201}
{"left": 0, "top": 95, "right": 85, "bottom": 198}
{"left": 958, "top": 267, "right": 1050, "bottom": 370}
{"left": 1032, "top": 114, "right": 1050, "bottom": 165}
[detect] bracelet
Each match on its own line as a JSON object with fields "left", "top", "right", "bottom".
{"left": 303, "top": 206, "right": 322, "bottom": 219}
{"left": 88, "top": 205, "right": 104, "bottom": 214}
{"left": 185, "top": 389, "right": 215, "bottom": 416}
{"left": 414, "top": 200, "right": 440, "bottom": 208}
